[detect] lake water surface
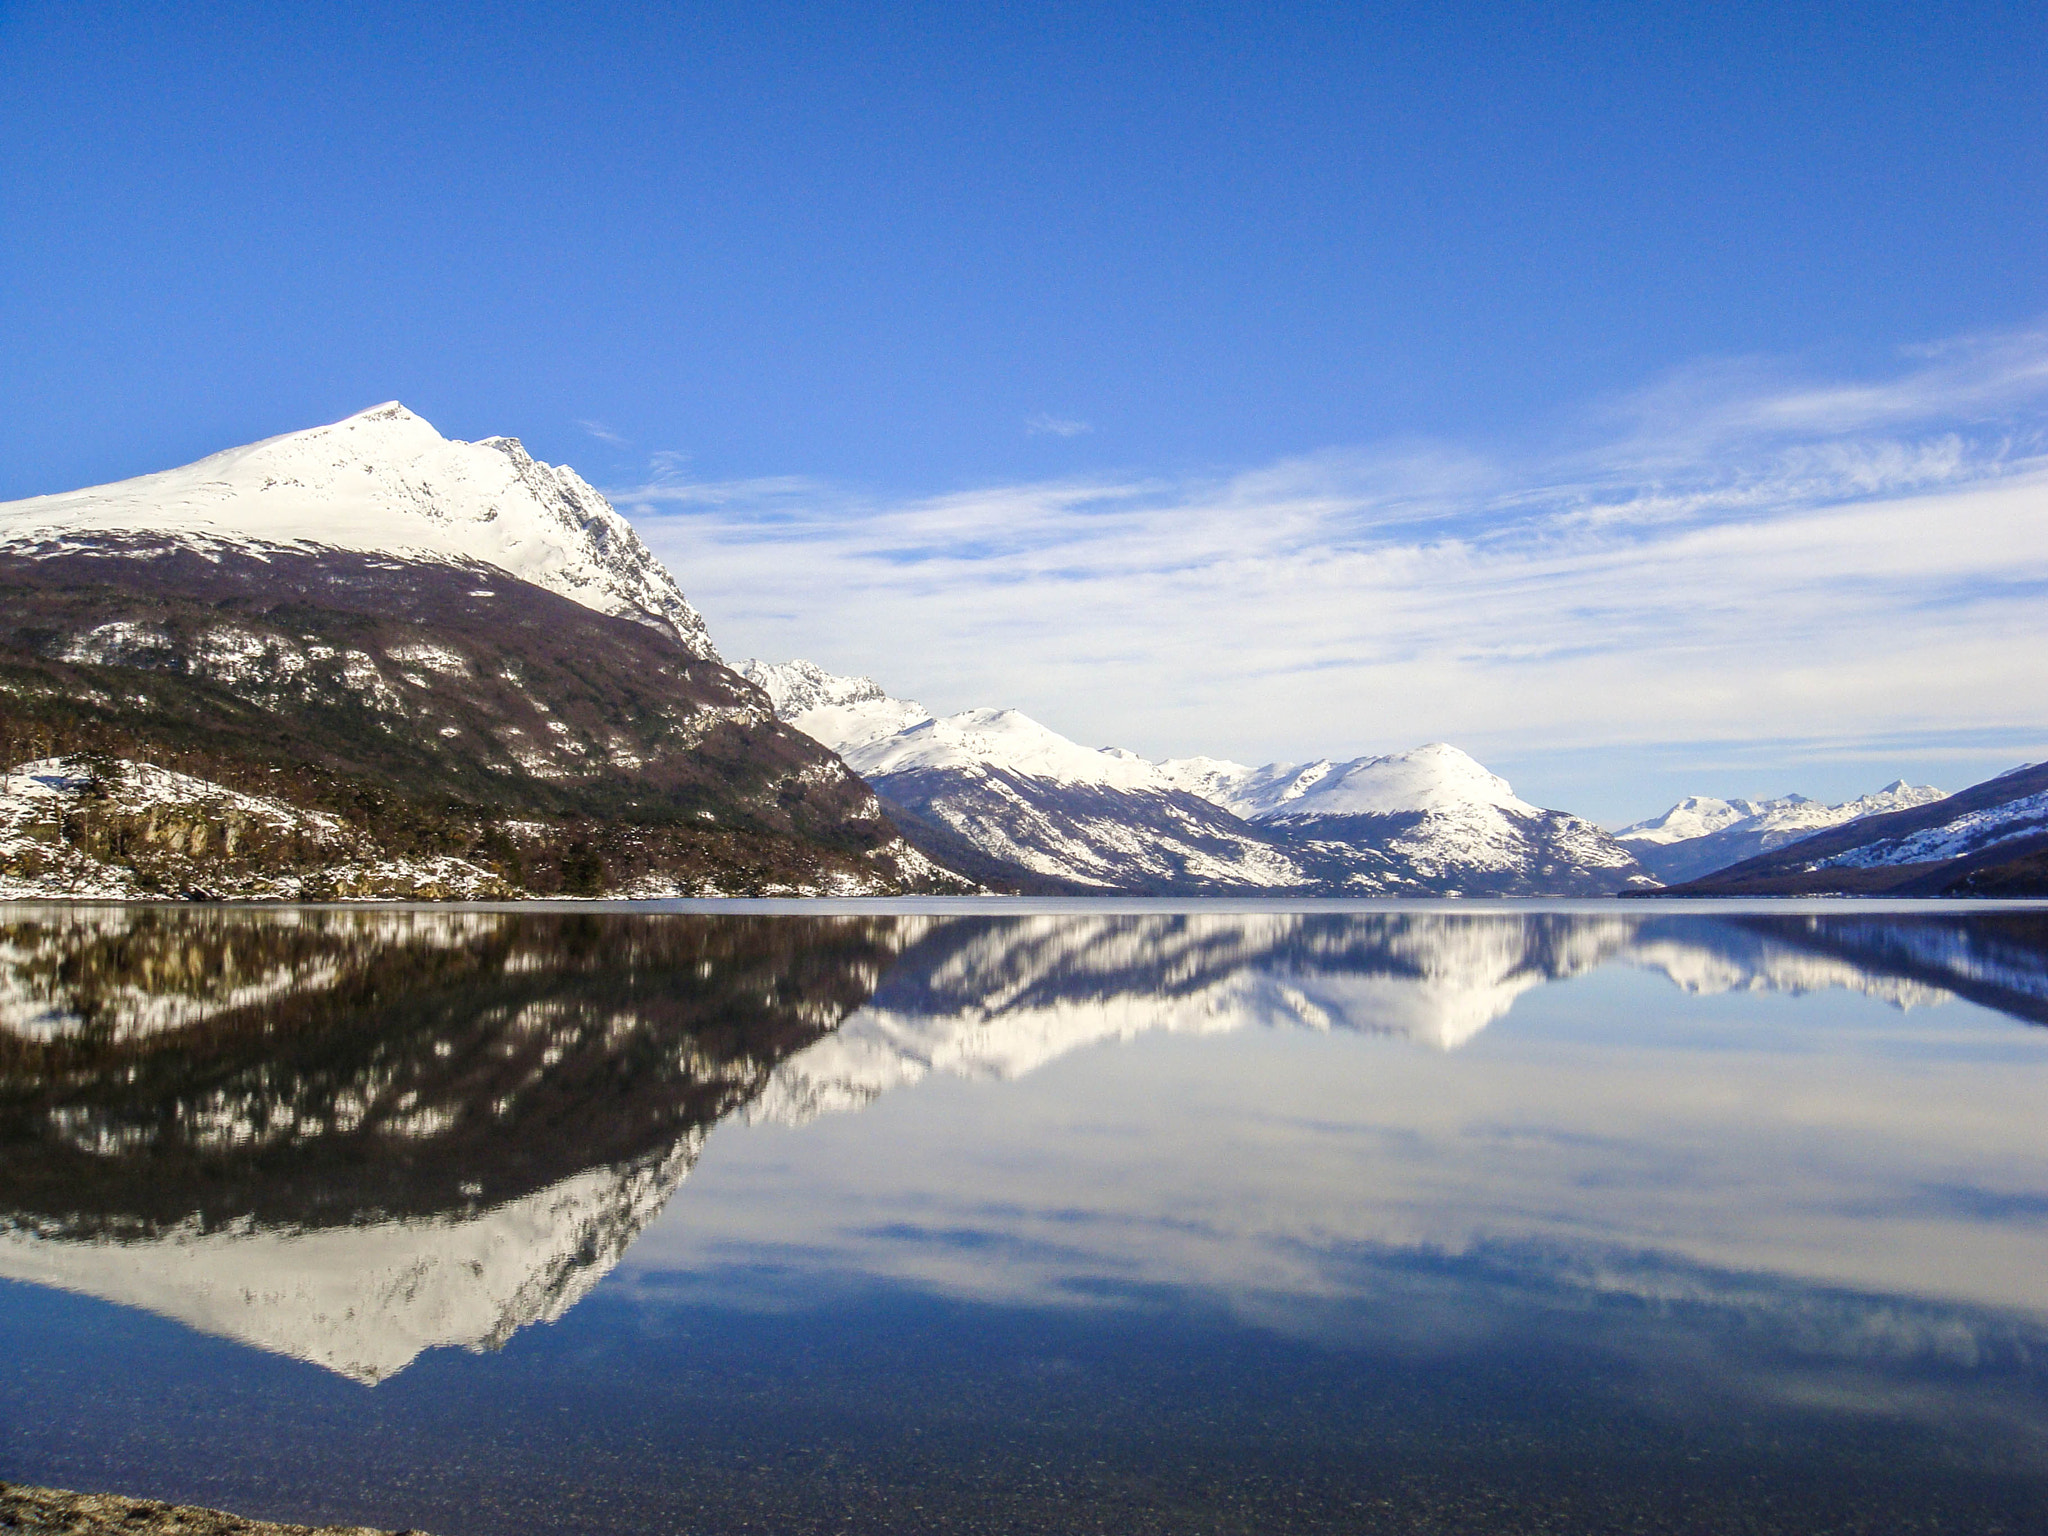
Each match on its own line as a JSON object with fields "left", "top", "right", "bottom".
{"left": 3, "top": 900, "right": 2047, "bottom": 1534}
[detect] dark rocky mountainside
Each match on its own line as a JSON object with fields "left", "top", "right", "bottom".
{"left": 1651, "top": 761, "right": 2048, "bottom": 897}
{"left": 0, "top": 545, "right": 958, "bottom": 897}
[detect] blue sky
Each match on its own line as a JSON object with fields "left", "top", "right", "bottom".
{"left": 2, "top": 1, "right": 2043, "bottom": 819}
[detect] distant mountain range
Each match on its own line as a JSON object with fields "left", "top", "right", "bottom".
{"left": 1647, "top": 761, "right": 2048, "bottom": 896}
{"left": 1615, "top": 782, "right": 1951, "bottom": 884}
{"left": 742, "top": 659, "right": 1651, "bottom": 896}
{"left": 745, "top": 655, "right": 2048, "bottom": 897}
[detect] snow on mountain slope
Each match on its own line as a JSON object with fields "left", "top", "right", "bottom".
{"left": 861, "top": 749, "right": 1313, "bottom": 893}
{"left": 1818, "top": 784, "right": 2048, "bottom": 871}
{"left": 0, "top": 402, "right": 718, "bottom": 658}
{"left": 1256, "top": 743, "right": 1538, "bottom": 820}
{"left": 1160, "top": 746, "right": 1647, "bottom": 895}
{"left": 739, "top": 657, "right": 933, "bottom": 753}
{"left": 744, "top": 662, "right": 1314, "bottom": 893}
{"left": 1172, "top": 745, "right": 1646, "bottom": 896}
{"left": 1156, "top": 756, "right": 1335, "bottom": 819}
{"left": 1653, "top": 762, "right": 2048, "bottom": 895}
{"left": 1619, "top": 781, "right": 1950, "bottom": 885}
{"left": 1613, "top": 795, "right": 1774, "bottom": 846}
{"left": 752, "top": 660, "right": 1645, "bottom": 895}
{"left": 845, "top": 710, "right": 1181, "bottom": 791}
{"left": 1160, "top": 746, "right": 1536, "bottom": 822}
{"left": 1620, "top": 782, "right": 1949, "bottom": 846}
{"left": 1764, "top": 780, "right": 1951, "bottom": 835}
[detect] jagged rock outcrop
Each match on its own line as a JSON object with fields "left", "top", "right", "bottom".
{"left": 0, "top": 1482, "right": 415, "bottom": 1536}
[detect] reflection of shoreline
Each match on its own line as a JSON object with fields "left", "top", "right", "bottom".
{"left": 644, "top": 914, "right": 2048, "bottom": 1367}
{"left": 1, "top": 907, "right": 2046, "bottom": 1383}
{"left": 0, "top": 911, "right": 906, "bottom": 1379}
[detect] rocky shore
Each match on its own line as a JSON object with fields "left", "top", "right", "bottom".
{"left": 0, "top": 1483, "right": 421, "bottom": 1536}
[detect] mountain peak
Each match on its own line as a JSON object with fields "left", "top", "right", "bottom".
{"left": 1266, "top": 742, "right": 1540, "bottom": 820}
{"left": 1617, "top": 778, "right": 1953, "bottom": 884}
{"left": 345, "top": 399, "right": 426, "bottom": 424}
{"left": 0, "top": 405, "right": 718, "bottom": 659}
{"left": 848, "top": 706, "right": 1181, "bottom": 792}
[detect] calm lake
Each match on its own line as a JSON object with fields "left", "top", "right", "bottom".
{"left": 3, "top": 900, "right": 2047, "bottom": 1534}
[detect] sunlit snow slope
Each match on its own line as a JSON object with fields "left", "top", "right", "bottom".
{"left": 748, "top": 660, "right": 1649, "bottom": 896}
{"left": 0, "top": 402, "right": 718, "bottom": 658}
{"left": 1618, "top": 781, "right": 1950, "bottom": 884}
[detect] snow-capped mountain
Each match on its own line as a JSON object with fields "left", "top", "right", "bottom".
{"left": 748, "top": 660, "right": 1650, "bottom": 895}
{"left": 1169, "top": 742, "right": 1648, "bottom": 897}
{"left": 847, "top": 709, "right": 1313, "bottom": 893}
{"left": 1158, "top": 748, "right": 1531, "bottom": 821}
{"left": 1, "top": 402, "right": 717, "bottom": 657}
{"left": 1661, "top": 761, "right": 2048, "bottom": 896}
{"left": 740, "top": 659, "right": 1314, "bottom": 892}
{"left": 0, "top": 410, "right": 960, "bottom": 897}
{"left": 1618, "top": 780, "right": 1950, "bottom": 884}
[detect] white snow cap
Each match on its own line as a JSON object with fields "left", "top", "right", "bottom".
{"left": 1164, "top": 744, "right": 1537, "bottom": 821}
{"left": 1616, "top": 795, "right": 1775, "bottom": 845}
{"left": 0, "top": 402, "right": 718, "bottom": 659}
{"left": 845, "top": 708, "right": 1182, "bottom": 792}
{"left": 752, "top": 660, "right": 1555, "bottom": 819}
{"left": 1617, "top": 781, "right": 1948, "bottom": 844}
{"left": 739, "top": 658, "right": 934, "bottom": 754}
{"left": 1262, "top": 743, "right": 1540, "bottom": 819}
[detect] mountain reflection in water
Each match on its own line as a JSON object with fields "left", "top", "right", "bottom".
{"left": 1, "top": 903, "right": 2046, "bottom": 1393}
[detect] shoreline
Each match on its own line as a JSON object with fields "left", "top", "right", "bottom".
{"left": 0, "top": 1483, "right": 420, "bottom": 1536}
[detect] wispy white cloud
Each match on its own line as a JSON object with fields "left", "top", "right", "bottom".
{"left": 616, "top": 325, "right": 2048, "bottom": 814}
{"left": 576, "top": 419, "right": 628, "bottom": 446}
{"left": 1024, "top": 412, "right": 1092, "bottom": 438}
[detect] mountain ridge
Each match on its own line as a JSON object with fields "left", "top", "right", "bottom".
{"left": 1618, "top": 780, "right": 1950, "bottom": 884}
{"left": 743, "top": 658, "right": 1651, "bottom": 896}
{"left": 1647, "top": 761, "right": 2048, "bottom": 896}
